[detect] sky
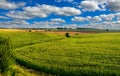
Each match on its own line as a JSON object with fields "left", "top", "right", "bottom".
{"left": 0, "top": 0, "right": 120, "bottom": 29}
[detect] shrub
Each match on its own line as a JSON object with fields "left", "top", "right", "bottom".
{"left": 0, "top": 36, "right": 13, "bottom": 74}
{"left": 106, "top": 29, "right": 109, "bottom": 31}
{"left": 76, "top": 33, "right": 78, "bottom": 35}
{"left": 28, "top": 30, "right": 32, "bottom": 32}
{"left": 65, "top": 33, "right": 70, "bottom": 38}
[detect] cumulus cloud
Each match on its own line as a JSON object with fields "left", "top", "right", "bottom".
{"left": 32, "top": 21, "right": 64, "bottom": 28}
{"left": 0, "top": 1, "right": 26, "bottom": 10}
{"left": 13, "top": 20, "right": 29, "bottom": 25}
{"left": 89, "top": 22, "right": 120, "bottom": 30}
{"left": 33, "top": 21, "right": 63, "bottom": 26}
{"left": 50, "top": 18, "right": 65, "bottom": 23}
{"left": 72, "top": 16, "right": 102, "bottom": 23}
{"left": 0, "top": 19, "right": 30, "bottom": 28}
{"left": 80, "top": 1, "right": 99, "bottom": 11}
{"left": 7, "top": 11, "right": 32, "bottom": 19}
{"left": 41, "top": 22, "right": 58, "bottom": 25}
{"left": 92, "top": 16, "right": 102, "bottom": 22}
{"left": 2, "top": 0, "right": 120, "bottom": 29}
{"left": 23, "top": 5, "right": 49, "bottom": 18}
{"left": 56, "top": 7, "right": 81, "bottom": 16}
{"left": 55, "top": 0, "right": 62, "bottom": 2}
{"left": 55, "top": 0, "right": 74, "bottom": 3}
{"left": 0, "top": 1, "right": 17, "bottom": 10}
{"left": 64, "top": 24, "right": 78, "bottom": 29}
{"left": 7, "top": 4, "right": 81, "bottom": 19}
{"left": 107, "top": 0, "right": 120, "bottom": 12}
{"left": 86, "top": 16, "right": 92, "bottom": 21}
{"left": 67, "top": 0, "right": 74, "bottom": 2}
{"left": 100, "top": 14, "right": 115, "bottom": 21}
{"left": 79, "top": 0, "right": 120, "bottom": 12}
{"left": 31, "top": 18, "right": 66, "bottom": 28}
{"left": 0, "top": 16, "right": 9, "bottom": 19}
{"left": 16, "top": 2, "right": 26, "bottom": 7}
{"left": 72, "top": 12, "right": 120, "bottom": 23}
{"left": 72, "top": 16, "right": 85, "bottom": 22}
{"left": 71, "top": 12, "right": 120, "bottom": 29}
{"left": 0, "top": 20, "right": 29, "bottom": 25}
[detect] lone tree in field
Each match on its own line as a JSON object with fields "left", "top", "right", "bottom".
{"left": 76, "top": 33, "right": 78, "bottom": 35}
{"left": 106, "top": 29, "right": 109, "bottom": 31}
{"left": 0, "top": 36, "right": 13, "bottom": 74}
{"left": 65, "top": 32, "right": 70, "bottom": 38}
{"left": 28, "top": 30, "right": 32, "bottom": 32}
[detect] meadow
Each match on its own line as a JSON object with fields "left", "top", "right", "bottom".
{"left": 0, "top": 30, "right": 120, "bottom": 76}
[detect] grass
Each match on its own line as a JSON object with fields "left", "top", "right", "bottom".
{"left": 0, "top": 36, "right": 13, "bottom": 75}
{"left": 0, "top": 31, "right": 120, "bottom": 76}
{"left": 0, "top": 31, "right": 64, "bottom": 48}
{"left": 8, "top": 64, "right": 53, "bottom": 76}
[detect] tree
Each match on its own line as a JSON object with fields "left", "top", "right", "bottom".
{"left": 106, "top": 29, "right": 109, "bottom": 31}
{"left": 28, "top": 30, "right": 32, "bottom": 32}
{"left": 65, "top": 32, "right": 70, "bottom": 38}
{"left": 76, "top": 33, "right": 78, "bottom": 35}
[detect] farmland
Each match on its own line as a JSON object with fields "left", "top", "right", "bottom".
{"left": 0, "top": 30, "right": 120, "bottom": 76}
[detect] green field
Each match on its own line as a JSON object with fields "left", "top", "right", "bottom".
{"left": 0, "top": 31, "right": 120, "bottom": 76}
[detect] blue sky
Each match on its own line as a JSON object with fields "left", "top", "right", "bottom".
{"left": 0, "top": 0, "right": 120, "bottom": 29}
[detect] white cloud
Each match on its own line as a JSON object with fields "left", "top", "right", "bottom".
{"left": 72, "top": 12, "right": 119, "bottom": 23}
{"left": 79, "top": 0, "right": 107, "bottom": 11}
{"left": 100, "top": 14, "right": 115, "bottom": 21}
{"left": 31, "top": 18, "right": 66, "bottom": 28}
{"left": 56, "top": 7, "right": 81, "bottom": 16}
{"left": 24, "top": 4, "right": 81, "bottom": 17}
{"left": 107, "top": 0, "right": 120, "bottom": 12}
{"left": 0, "top": 20, "right": 29, "bottom": 28}
{"left": 55, "top": 0, "right": 74, "bottom": 3}
{"left": 71, "top": 13, "right": 119, "bottom": 29}
{"left": 23, "top": 5, "right": 49, "bottom": 18}
{"left": 50, "top": 18, "right": 65, "bottom": 23}
{"left": 115, "top": 13, "right": 120, "bottom": 20}
{"left": 0, "top": 1, "right": 17, "bottom": 10}
{"left": 17, "top": 2, "right": 26, "bottom": 7}
{"left": 86, "top": 16, "right": 92, "bottom": 21}
{"left": 7, "top": 11, "right": 32, "bottom": 19}
{"left": 0, "top": 1, "right": 26, "bottom": 10}
{"left": 67, "top": 0, "right": 74, "bottom": 2}
{"left": 80, "top": 1, "right": 99, "bottom": 11}
{"left": 79, "top": 0, "right": 120, "bottom": 12}
{"left": 0, "top": 20, "right": 29, "bottom": 25}
{"left": 115, "top": 12, "right": 120, "bottom": 17}
{"left": 71, "top": 12, "right": 120, "bottom": 29}
{"left": 32, "top": 21, "right": 63, "bottom": 28}
{"left": 7, "top": 4, "right": 81, "bottom": 20}
{"left": 72, "top": 16, "right": 102, "bottom": 23}
{"left": 0, "top": 16, "right": 9, "bottom": 19}
{"left": 92, "top": 16, "right": 102, "bottom": 22}
{"left": 64, "top": 24, "right": 78, "bottom": 29}
{"left": 72, "top": 16, "right": 85, "bottom": 22}
{"left": 13, "top": 20, "right": 29, "bottom": 25}
{"left": 116, "top": 20, "right": 120, "bottom": 24}
{"left": 91, "top": 22, "right": 120, "bottom": 30}
{"left": 55, "top": 0, "right": 62, "bottom": 2}
{"left": 33, "top": 21, "right": 61, "bottom": 25}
